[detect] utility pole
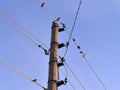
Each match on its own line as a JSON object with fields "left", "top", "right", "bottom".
{"left": 48, "top": 21, "right": 59, "bottom": 90}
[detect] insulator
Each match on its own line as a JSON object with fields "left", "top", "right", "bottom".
{"left": 44, "top": 49, "right": 49, "bottom": 55}
{"left": 59, "top": 28, "right": 65, "bottom": 32}
{"left": 58, "top": 62, "right": 64, "bottom": 67}
{"left": 56, "top": 17, "right": 60, "bottom": 21}
{"left": 58, "top": 43, "right": 65, "bottom": 48}
{"left": 64, "top": 78, "right": 68, "bottom": 84}
{"left": 44, "top": 88, "right": 47, "bottom": 90}
{"left": 73, "top": 38, "right": 75, "bottom": 42}
{"left": 61, "top": 57, "right": 65, "bottom": 62}
{"left": 32, "top": 79, "right": 37, "bottom": 82}
{"left": 77, "top": 45, "right": 81, "bottom": 49}
{"left": 41, "top": 2, "right": 45, "bottom": 7}
{"left": 57, "top": 80, "right": 64, "bottom": 87}
{"left": 66, "top": 42, "right": 69, "bottom": 47}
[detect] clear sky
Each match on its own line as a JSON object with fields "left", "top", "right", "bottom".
{"left": 0, "top": 0, "right": 120, "bottom": 90}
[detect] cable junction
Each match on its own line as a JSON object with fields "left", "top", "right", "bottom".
{"left": 0, "top": 58, "right": 47, "bottom": 90}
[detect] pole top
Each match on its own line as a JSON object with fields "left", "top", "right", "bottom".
{"left": 52, "top": 21, "right": 59, "bottom": 29}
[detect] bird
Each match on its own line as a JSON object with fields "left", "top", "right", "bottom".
{"left": 32, "top": 79, "right": 37, "bottom": 82}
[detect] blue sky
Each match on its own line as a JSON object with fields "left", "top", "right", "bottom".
{"left": 0, "top": 0, "right": 120, "bottom": 90}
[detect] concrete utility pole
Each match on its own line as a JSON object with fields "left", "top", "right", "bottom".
{"left": 48, "top": 21, "right": 59, "bottom": 90}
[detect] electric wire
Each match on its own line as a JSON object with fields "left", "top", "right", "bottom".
{"left": 72, "top": 39, "right": 107, "bottom": 90}
{"left": 0, "top": 16, "right": 38, "bottom": 45}
{"left": 1, "top": 2, "right": 86, "bottom": 89}
{"left": 35, "top": 0, "right": 57, "bottom": 18}
{"left": 63, "top": 0, "right": 83, "bottom": 58}
{"left": 0, "top": 11, "right": 86, "bottom": 90}
{"left": 83, "top": 57, "right": 107, "bottom": 90}
{"left": 0, "top": 12, "right": 63, "bottom": 68}
{"left": 64, "top": 62, "right": 86, "bottom": 90}
{"left": 0, "top": 9, "right": 49, "bottom": 49}
{"left": 35, "top": 1, "right": 85, "bottom": 59}
{"left": 35, "top": 0, "right": 84, "bottom": 56}
{"left": 0, "top": 58, "right": 46, "bottom": 90}
{"left": 0, "top": 10, "right": 63, "bottom": 60}
{"left": 63, "top": 64, "right": 68, "bottom": 78}
{"left": 0, "top": 14, "right": 86, "bottom": 90}
{"left": 0, "top": 13, "right": 71, "bottom": 89}
{"left": 59, "top": 69, "right": 76, "bottom": 90}
{"left": 1, "top": 1, "right": 106, "bottom": 90}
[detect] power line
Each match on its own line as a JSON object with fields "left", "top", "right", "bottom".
{"left": 0, "top": 9, "right": 49, "bottom": 49}
{"left": 0, "top": 11, "right": 51, "bottom": 57}
{"left": 0, "top": 12, "right": 63, "bottom": 65}
{"left": 0, "top": 13, "right": 74, "bottom": 89}
{"left": 64, "top": 62, "right": 86, "bottom": 90}
{"left": 84, "top": 57, "right": 107, "bottom": 90}
{"left": 0, "top": 58, "right": 46, "bottom": 90}
{"left": 35, "top": 1, "right": 85, "bottom": 60}
{"left": 1, "top": 2, "right": 86, "bottom": 90}
{"left": 63, "top": 0, "right": 83, "bottom": 58}
{"left": 72, "top": 38, "right": 107, "bottom": 90}
{"left": 35, "top": 0, "right": 57, "bottom": 18}
{"left": 0, "top": 16, "right": 38, "bottom": 45}
{"left": 0, "top": 13, "right": 86, "bottom": 90}
{"left": 59, "top": 69, "right": 76, "bottom": 90}
{"left": 0, "top": 10, "right": 64, "bottom": 59}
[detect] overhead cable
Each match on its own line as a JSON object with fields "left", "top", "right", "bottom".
{"left": 63, "top": 0, "right": 83, "bottom": 57}
{"left": 0, "top": 9, "right": 49, "bottom": 49}
{"left": 35, "top": 0, "right": 57, "bottom": 18}
{"left": 59, "top": 69, "right": 76, "bottom": 90}
{"left": 0, "top": 10, "right": 64, "bottom": 59}
{"left": 84, "top": 57, "right": 107, "bottom": 90}
{"left": 0, "top": 16, "right": 49, "bottom": 56}
{"left": 0, "top": 14, "right": 62, "bottom": 63}
{"left": 72, "top": 39, "right": 107, "bottom": 90}
{"left": 64, "top": 62, "right": 86, "bottom": 90}
{"left": 0, "top": 58, "right": 46, "bottom": 90}
{"left": 35, "top": 1, "right": 85, "bottom": 59}
{"left": 0, "top": 11, "right": 51, "bottom": 57}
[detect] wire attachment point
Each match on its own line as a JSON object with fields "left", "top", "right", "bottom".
{"left": 57, "top": 78, "right": 67, "bottom": 87}
{"left": 61, "top": 23, "right": 66, "bottom": 28}
{"left": 65, "top": 42, "right": 69, "bottom": 47}
{"left": 64, "top": 77, "right": 68, "bottom": 85}
{"left": 56, "top": 17, "right": 61, "bottom": 21}
{"left": 58, "top": 57, "right": 65, "bottom": 67}
{"left": 44, "top": 49, "right": 49, "bottom": 55}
